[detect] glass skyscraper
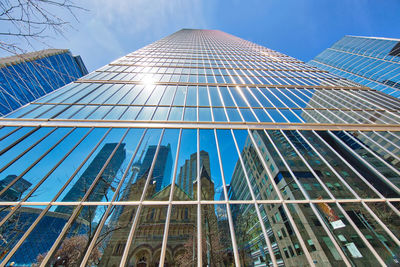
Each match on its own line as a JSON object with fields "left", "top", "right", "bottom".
{"left": 0, "top": 49, "right": 88, "bottom": 116}
{"left": 0, "top": 29, "right": 399, "bottom": 266}
{"left": 309, "top": 35, "right": 400, "bottom": 98}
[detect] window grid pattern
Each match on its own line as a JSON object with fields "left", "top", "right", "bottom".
{"left": 0, "top": 50, "right": 88, "bottom": 116}
{"left": 309, "top": 35, "right": 400, "bottom": 98}
{"left": 0, "top": 29, "right": 399, "bottom": 267}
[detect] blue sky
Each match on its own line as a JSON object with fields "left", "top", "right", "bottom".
{"left": 5, "top": 0, "right": 400, "bottom": 72}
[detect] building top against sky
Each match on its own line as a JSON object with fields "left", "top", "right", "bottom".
{"left": 0, "top": 29, "right": 399, "bottom": 266}
{"left": 0, "top": 48, "right": 88, "bottom": 77}
{"left": 0, "top": 49, "right": 69, "bottom": 68}
{"left": 5, "top": 0, "right": 397, "bottom": 73}
{"left": 309, "top": 35, "right": 400, "bottom": 98}
{"left": 346, "top": 35, "right": 400, "bottom": 42}
{"left": 5, "top": 28, "right": 400, "bottom": 128}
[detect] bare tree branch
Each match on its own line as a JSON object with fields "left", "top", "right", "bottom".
{"left": 0, "top": 0, "right": 87, "bottom": 55}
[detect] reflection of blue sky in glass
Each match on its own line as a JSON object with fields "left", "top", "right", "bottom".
{"left": 158, "top": 129, "right": 179, "bottom": 190}
{"left": 173, "top": 129, "right": 197, "bottom": 200}
{"left": 216, "top": 130, "right": 237, "bottom": 187}
{"left": 199, "top": 129, "right": 224, "bottom": 200}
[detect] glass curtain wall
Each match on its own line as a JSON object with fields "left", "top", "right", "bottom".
{"left": 309, "top": 35, "right": 400, "bottom": 98}
{"left": 0, "top": 49, "right": 88, "bottom": 116}
{"left": 0, "top": 29, "right": 399, "bottom": 267}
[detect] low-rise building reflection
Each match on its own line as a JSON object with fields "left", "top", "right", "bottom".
{"left": 99, "top": 150, "right": 233, "bottom": 266}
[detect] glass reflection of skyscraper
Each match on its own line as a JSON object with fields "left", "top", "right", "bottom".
{"left": 56, "top": 143, "right": 126, "bottom": 221}
{"left": 0, "top": 29, "right": 399, "bottom": 266}
{"left": 136, "top": 144, "right": 172, "bottom": 193}
{"left": 230, "top": 130, "right": 400, "bottom": 266}
{"left": 0, "top": 175, "right": 32, "bottom": 201}
{"left": 99, "top": 151, "right": 221, "bottom": 266}
{"left": 176, "top": 150, "right": 210, "bottom": 198}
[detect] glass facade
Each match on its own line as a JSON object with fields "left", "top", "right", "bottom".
{"left": 0, "top": 29, "right": 399, "bottom": 266}
{"left": 0, "top": 49, "right": 88, "bottom": 116}
{"left": 309, "top": 35, "right": 400, "bottom": 98}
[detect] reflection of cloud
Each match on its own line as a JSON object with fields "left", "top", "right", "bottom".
{"left": 215, "top": 205, "right": 228, "bottom": 220}
{"left": 215, "top": 185, "right": 224, "bottom": 193}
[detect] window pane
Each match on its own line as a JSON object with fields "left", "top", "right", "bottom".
{"left": 174, "top": 129, "right": 197, "bottom": 200}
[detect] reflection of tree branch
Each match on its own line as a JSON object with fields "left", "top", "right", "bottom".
{"left": 94, "top": 225, "right": 124, "bottom": 248}
{"left": 35, "top": 235, "right": 101, "bottom": 266}
{"left": 35, "top": 163, "right": 125, "bottom": 265}
{"left": 0, "top": 208, "right": 32, "bottom": 260}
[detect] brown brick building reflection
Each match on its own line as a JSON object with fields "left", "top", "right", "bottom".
{"left": 100, "top": 151, "right": 233, "bottom": 266}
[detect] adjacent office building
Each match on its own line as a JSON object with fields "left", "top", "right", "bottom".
{"left": 309, "top": 35, "right": 400, "bottom": 98}
{"left": 0, "top": 49, "right": 88, "bottom": 116}
{"left": 0, "top": 29, "right": 399, "bottom": 266}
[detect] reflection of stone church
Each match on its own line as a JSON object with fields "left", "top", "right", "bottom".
{"left": 100, "top": 149, "right": 222, "bottom": 267}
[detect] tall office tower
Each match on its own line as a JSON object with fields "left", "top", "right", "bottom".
{"left": 136, "top": 144, "right": 173, "bottom": 193}
{"left": 55, "top": 143, "right": 126, "bottom": 221}
{"left": 176, "top": 150, "right": 210, "bottom": 197}
{"left": 0, "top": 49, "right": 88, "bottom": 116}
{"left": 309, "top": 36, "right": 400, "bottom": 98}
{"left": 0, "top": 29, "right": 399, "bottom": 266}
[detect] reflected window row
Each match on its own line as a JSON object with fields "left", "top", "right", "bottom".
{"left": 123, "top": 53, "right": 301, "bottom": 63}
{"left": 133, "top": 47, "right": 292, "bottom": 56}
{"left": 114, "top": 58, "right": 317, "bottom": 72}
{"left": 96, "top": 65, "right": 339, "bottom": 80}
{"left": 115, "top": 57, "right": 317, "bottom": 72}
{"left": 101, "top": 63, "right": 331, "bottom": 75}
{"left": 9, "top": 102, "right": 400, "bottom": 125}
{"left": 82, "top": 70, "right": 352, "bottom": 88}
{"left": 27, "top": 83, "right": 400, "bottom": 112}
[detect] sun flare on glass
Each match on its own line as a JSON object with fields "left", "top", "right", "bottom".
{"left": 142, "top": 75, "right": 155, "bottom": 86}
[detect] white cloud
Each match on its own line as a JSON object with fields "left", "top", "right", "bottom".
{"left": 96, "top": 0, "right": 208, "bottom": 68}
{"left": 87, "top": 0, "right": 209, "bottom": 40}
{"left": 44, "top": 0, "right": 210, "bottom": 70}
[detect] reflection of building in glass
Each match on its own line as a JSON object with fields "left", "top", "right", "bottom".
{"left": 0, "top": 207, "right": 88, "bottom": 265}
{"left": 346, "top": 131, "right": 400, "bottom": 174}
{"left": 56, "top": 143, "right": 126, "bottom": 221}
{"left": 0, "top": 175, "right": 32, "bottom": 201}
{"left": 309, "top": 36, "right": 400, "bottom": 98}
{"left": 0, "top": 49, "right": 88, "bottom": 116}
{"left": 0, "top": 29, "right": 399, "bottom": 266}
{"left": 136, "top": 145, "right": 172, "bottom": 193}
{"left": 299, "top": 89, "right": 393, "bottom": 125}
{"left": 99, "top": 150, "right": 232, "bottom": 266}
{"left": 229, "top": 130, "right": 400, "bottom": 266}
{"left": 176, "top": 150, "right": 210, "bottom": 198}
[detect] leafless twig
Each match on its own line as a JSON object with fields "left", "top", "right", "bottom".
{"left": 0, "top": 0, "right": 87, "bottom": 55}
